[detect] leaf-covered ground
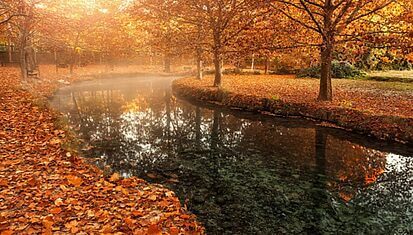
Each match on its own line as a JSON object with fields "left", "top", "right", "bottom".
{"left": 173, "top": 75, "right": 413, "bottom": 143}
{"left": 0, "top": 68, "right": 204, "bottom": 234}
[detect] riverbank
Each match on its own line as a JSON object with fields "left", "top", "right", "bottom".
{"left": 0, "top": 67, "right": 204, "bottom": 234}
{"left": 173, "top": 75, "right": 413, "bottom": 145}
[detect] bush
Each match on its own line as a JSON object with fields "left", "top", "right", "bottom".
{"left": 223, "top": 68, "right": 261, "bottom": 75}
{"left": 270, "top": 65, "right": 298, "bottom": 75}
{"left": 203, "top": 68, "right": 261, "bottom": 76}
{"left": 296, "top": 66, "right": 320, "bottom": 78}
{"left": 297, "top": 61, "right": 365, "bottom": 79}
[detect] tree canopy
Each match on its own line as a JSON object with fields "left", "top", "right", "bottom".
{"left": 1, "top": 0, "right": 412, "bottom": 100}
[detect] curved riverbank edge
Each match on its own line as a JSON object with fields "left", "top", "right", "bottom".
{"left": 172, "top": 79, "right": 413, "bottom": 146}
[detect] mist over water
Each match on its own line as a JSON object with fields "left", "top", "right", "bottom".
{"left": 51, "top": 76, "right": 413, "bottom": 234}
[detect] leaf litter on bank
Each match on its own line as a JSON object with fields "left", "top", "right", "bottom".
{"left": 0, "top": 68, "right": 204, "bottom": 234}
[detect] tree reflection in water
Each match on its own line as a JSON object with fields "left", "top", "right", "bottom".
{"left": 51, "top": 77, "right": 413, "bottom": 234}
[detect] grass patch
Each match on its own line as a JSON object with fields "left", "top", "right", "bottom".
{"left": 369, "top": 81, "right": 413, "bottom": 92}
{"left": 364, "top": 76, "right": 413, "bottom": 83}
{"left": 365, "top": 70, "right": 413, "bottom": 83}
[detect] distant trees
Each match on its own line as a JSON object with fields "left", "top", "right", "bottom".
{"left": 0, "top": 0, "right": 22, "bottom": 25}
{"left": 6, "top": 0, "right": 42, "bottom": 80}
{"left": 1, "top": 0, "right": 143, "bottom": 76}
{"left": 135, "top": 0, "right": 269, "bottom": 86}
{"left": 130, "top": 0, "right": 190, "bottom": 73}
{"left": 1, "top": 0, "right": 412, "bottom": 102}
{"left": 135, "top": 0, "right": 400, "bottom": 101}
{"left": 174, "top": 0, "right": 269, "bottom": 87}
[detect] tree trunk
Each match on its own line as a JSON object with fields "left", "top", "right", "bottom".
{"left": 8, "top": 38, "right": 13, "bottom": 63}
{"left": 213, "top": 49, "right": 222, "bottom": 87}
{"left": 264, "top": 56, "right": 270, "bottom": 74}
{"left": 164, "top": 54, "right": 171, "bottom": 73}
{"left": 54, "top": 49, "right": 58, "bottom": 73}
{"left": 250, "top": 54, "right": 255, "bottom": 71}
{"left": 196, "top": 48, "right": 203, "bottom": 80}
{"left": 319, "top": 3, "right": 334, "bottom": 102}
{"left": 70, "top": 34, "right": 80, "bottom": 75}
{"left": 318, "top": 41, "right": 333, "bottom": 101}
{"left": 70, "top": 49, "right": 75, "bottom": 75}
{"left": 19, "top": 31, "right": 28, "bottom": 80}
{"left": 78, "top": 52, "right": 81, "bottom": 67}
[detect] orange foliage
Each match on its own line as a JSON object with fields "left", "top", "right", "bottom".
{"left": 0, "top": 68, "right": 204, "bottom": 234}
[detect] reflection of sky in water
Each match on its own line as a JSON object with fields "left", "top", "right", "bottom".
{"left": 51, "top": 76, "right": 413, "bottom": 234}
{"left": 387, "top": 153, "right": 411, "bottom": 173}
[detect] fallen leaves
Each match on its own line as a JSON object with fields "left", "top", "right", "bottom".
{"left": 147, "top": 224, "right": 162, "bottom": 235}
{"left": 66, "top": 175, "right": 83, "bottom": 187}
{"left": 110, "top": 172, "right": 121, "bottom": 182}
{"left": 50, "top": 207, "right": 62, "bottom": 215}
{"left": 0, "top": 179, "right": 8, "bottom": 187}
{"left": 0, "top": 68, "right": 204, "bottom": 234}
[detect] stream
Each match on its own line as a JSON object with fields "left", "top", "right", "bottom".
{"left": 50, "top": 75, "right": 413, "bottom": 234}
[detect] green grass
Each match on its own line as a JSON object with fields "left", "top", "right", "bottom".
{"left": 364, "top": 70, "right": 413, "bottom": 83}
{"left": 369, "top": 81, "right": 413, "bottom": 92}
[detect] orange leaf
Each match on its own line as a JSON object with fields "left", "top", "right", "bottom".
{"left": 109, "top": 173, "right": 120, "bottom": 182}
{"left": 147, "top": 224, "right": 161, "bottom": 235}
{"left": 50, "top": 207, "right": 62, "bottom": 214}
{"left": 180, "top": 214, "right": 190, "bottom": 219}
{"left": 0, "top": 179, "right": 8, "bottom": 187}
{"left": 0, "top": 230, "right": 13, "bottom": 235}
{"left": 67, "top": 175, "right": 83, "bottom": 187}
{"left": 124, "top": 217, "right": 135, "bottom": 228}
{"left": 169, "top": 227, "right": 179, "bottom": 235}
{"left": 54, "top": 198, "right": 64, "bottom": 206}
{"left": 132, "top": 210, "right": 143, "bottom": 217}
{"left": 42, "top": 219, "right": 54, "bottom": 235}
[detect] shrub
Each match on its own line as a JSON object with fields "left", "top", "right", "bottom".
{"left": 297, "top": 61, "right": 365, "bottom": 79}
{"left": 296, "top": 66, "right": 320, "bottom": 78}
{"left": 271, "top": 65, "right": 297, "bottom": 75}
{"left": 223, "top": 68, "right": 261, "bottom": 75}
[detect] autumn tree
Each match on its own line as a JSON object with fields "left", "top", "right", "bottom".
{"left": 232, "top": 8, "right": 316, "bottom": 74}
{"left": 149, "top": 0, "right": 268, "bottom": 86}
{"left": 36, "top": 0, "right": 103, "bottom": 74}
{"left": 272, "top": 0, "right": 395, "bottom": 101}
{"left": 366, "top": 0, "right": 413, "bottom": 59}
{"left": 0, "top": 0, "right": 24, "bottom": 25}
{"left": 0, "top": 1, "right": 20, "bottom": 63}
{"left": 12, "top": 0, "right": 43, "bottom": 80}
{"left": 130, "top": 0, "right": 190, "bottom": 73}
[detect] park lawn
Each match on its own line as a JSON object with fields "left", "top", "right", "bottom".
{"left": 177, "top": 75, "right": 413, "bottom": 118}
{"left": 365, "top": 70, "right": 413, "bottom": 83}
{"left": 0, "top": 68, "right": 204, "bottom": 234}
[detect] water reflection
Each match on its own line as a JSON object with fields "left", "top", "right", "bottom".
{"left": 51, "top": 76, "right": 413, "bottom": 234}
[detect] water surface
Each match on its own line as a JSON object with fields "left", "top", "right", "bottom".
{"left": 51, "top": 76, "right": 413, "bottom": 234}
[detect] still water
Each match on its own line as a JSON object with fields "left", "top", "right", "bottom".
{"left": 51, "top": 76, "right": 413, "bottom": 234}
